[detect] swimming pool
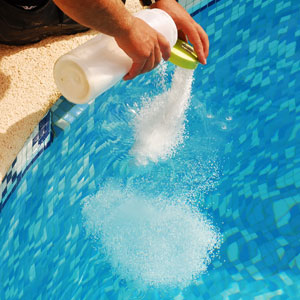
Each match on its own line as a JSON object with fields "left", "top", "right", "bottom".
{"left": 1, "top": 0, "right": 300, "bottom": 299}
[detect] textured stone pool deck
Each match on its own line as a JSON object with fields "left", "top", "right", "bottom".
{"left": 0, "top": 0, "right": 142, "bottom": 182}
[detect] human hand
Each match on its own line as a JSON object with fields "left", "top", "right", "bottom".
{"left": 151, "top": 0, "right": 209, "bottom": 65}
{"left": 115, "top": 17, "right": 171, "bottom": 80}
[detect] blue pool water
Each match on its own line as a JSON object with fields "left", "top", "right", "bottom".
{"left": 1, "top": 0, "right": 300, "bottom": 298}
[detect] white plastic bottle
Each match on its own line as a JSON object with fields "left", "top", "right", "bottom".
{"left": 53, "top": 9, "right": 178, "bottom": 104}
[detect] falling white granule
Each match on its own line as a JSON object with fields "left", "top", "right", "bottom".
{"left": 81, "top": 183, "right": 221, "bottom": 289}
{"left": 131, "top": 67, "right": 194, "bottom": 165}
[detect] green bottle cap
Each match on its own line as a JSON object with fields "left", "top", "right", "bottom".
{"left": 169, "top": 39, "right": 199, "bottom": 70}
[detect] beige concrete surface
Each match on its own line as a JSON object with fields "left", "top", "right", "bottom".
{"left": 0, "top": 0, "right": 142, "bottom": 182}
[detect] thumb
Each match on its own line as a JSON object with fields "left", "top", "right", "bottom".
{"left": 124, "top": 61, "right": 146, "bottom": 81}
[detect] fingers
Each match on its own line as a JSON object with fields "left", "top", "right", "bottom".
{"left": 124, "top": 61, "right": 146, "bottom": 81}
{"left": 140, "top": 49, "right": 156, "bottom": 74}
{"left": 197, "top": 24, "right": 209, "bottom": 58}
{"left": 178, "top": 30, "right": 188, "bottom": 43}
{"left": 124, "top": 46, "right": 161, "bottom": 80}
{"left": 178, "top": 20, "right": 209, "bottom": 65}
{"left": 148, "top": 0, "right": 209, "bottom": 65}
{"left": 124, "top": 34, "right": 168, "bottom": 81}
{"left": 185, "top": 25, "right": 207, "bottom": 65}
{"left": 153, "top": 44, "right": 162, "bottom": 70}
{"left": 157, "top": 33, "right": 171, "bottom": 61}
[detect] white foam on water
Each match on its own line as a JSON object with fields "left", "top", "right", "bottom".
{"left": 130, "top": 67, "right": 194, "bottom": 165}
{"left": 81, "top": 183, "right": 221, "bottom": 289}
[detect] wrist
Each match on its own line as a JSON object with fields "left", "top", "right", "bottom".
{"left": 113, "top": 13, "right": 135, "bottom": 38}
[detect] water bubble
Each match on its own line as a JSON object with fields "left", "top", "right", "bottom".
{"left": 130, "top": 68, "right": 194, "bottom": 165}
{"left": 81, "top": 183, "right": 221, "bottom": 289}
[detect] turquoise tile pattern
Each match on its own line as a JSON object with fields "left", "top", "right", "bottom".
{"left": 0, "top": 112, "right": 52, "bottom": 213}
{"left": 51, "top": 96, "right": 88, "bottom": 133}
{"left": 0, "top": 0, "right": 300, "bottom": 299}
{"left": 179, "top": 0, "right": 217, "bottom": 15}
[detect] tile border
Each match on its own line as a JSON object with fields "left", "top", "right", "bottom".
{"left": 190, "top": 0, "right": 224, "bottom": 17}
{"left": 0, "top": 111, "right": 52, "bottom": 213}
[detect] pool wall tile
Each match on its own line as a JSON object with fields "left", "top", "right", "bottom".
{"left": 0, "top": 112, "right": 52, "bottom": 213}
{"left": 0, "top": 91, "right": 94, "bottom": 213}
{"left": 51, "top": 96, "right": 89, "bottom": 134}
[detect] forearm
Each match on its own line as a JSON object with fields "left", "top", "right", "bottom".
{"left": 54, "top": 0, "right": 171, "bottom": 80}
{"left": 53, "top": 0, "right": 134, "bottom": 38}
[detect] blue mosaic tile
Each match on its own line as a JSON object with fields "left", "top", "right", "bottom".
{"left": 11, "top": 158, "right": 17, "bottom": 168}
{"left": 2, "top": 187, "right": 7, "bottom": 198}
{"left": 11, "top": 172, "right": 17, "bottom": 184}
{"left": 38, "top": 110, "right": 50, "bottom": 130}
{"left": 32, "top": 133, "right": 39, "bottom": 146}
{"left": 51, "top": 96, "right": 88, "bottom": 133}
{"left": 38, "top": 124, "right": 50, "bottom": 145}
{"left": 0, "top": 111, "right": 52, "bottom": 213}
